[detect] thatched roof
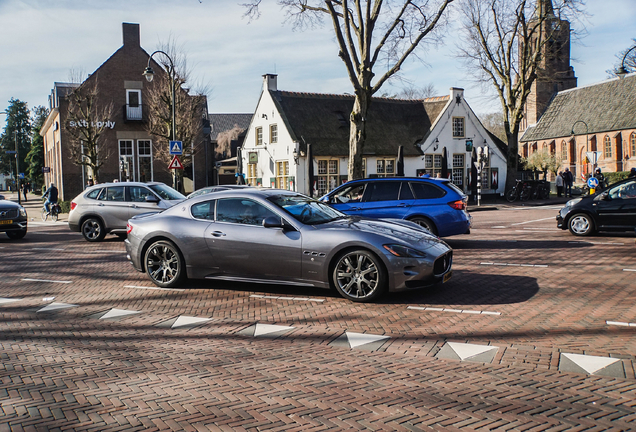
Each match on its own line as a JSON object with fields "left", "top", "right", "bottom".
{"left": 270, "top": 91, "right": 449, "bottom": 157}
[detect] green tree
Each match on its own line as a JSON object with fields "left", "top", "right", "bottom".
{"left": 26, "top": 106, "right": 49, "bottom": 189}
{"left": 521, "top": 148, "right": 558, "bottom": 180}
{"left": 243, "top": 0, "right": 453, "bottom": 180}
{"left": 0, "top": 98, "right": 32, "bottom": 188}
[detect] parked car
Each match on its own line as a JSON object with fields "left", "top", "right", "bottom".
{"left": 0, "top": 198, "right": 27, "bottom": 239}
{"left": 557, "top": 177, "right": 636, "bottom": 236}
{"left": 187, "top": 184, "right": 251, "bottom": 199}
{"left": 125, "top": 189, "right": 453, "bottom": 302}
{"left": 320, "top": 177, "right": 471, "bottom": 237}
{"left": 68, "top": 182, "right": 185, "bottom": 242}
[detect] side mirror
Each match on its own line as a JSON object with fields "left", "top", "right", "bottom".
{"left": 145, "top": 195, "right": 160, "bottom": 203}
{"left": 263, "top": 216, "right": 284, "bottom": 228}
{"left": 601, "top": 191, "right": 611, "bottom": 201}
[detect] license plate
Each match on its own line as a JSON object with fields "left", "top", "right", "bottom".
{"left": 443, "top": 271, "right": 452, "bottom": 283}
{"left": 0, "top": 220, "right": 12, "bottom": 225}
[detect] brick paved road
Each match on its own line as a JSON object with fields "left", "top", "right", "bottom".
{"left": 1, "top": 199, "right": 635, "bottom": 430}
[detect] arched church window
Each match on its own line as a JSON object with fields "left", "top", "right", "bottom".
{"left": 604, "top": 135, "right": 612, "bottom": 159}
{"left": 561, "top": 141, "right": 567, "bottom": 160}
{"left": 631, "top": 133, "right": 636, "bottom": 158}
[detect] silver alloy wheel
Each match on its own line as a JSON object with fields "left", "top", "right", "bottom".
{"left": 569, "top": 214, "right": 593, "bottom": 236}
{"left": 333, "top": 250, "right": 384, "bottom": 301}
{"left": 145, "top": 241, "right": 183, "bottom": 287}
{"left": 82, "top": 218, "right": 104, "bottom": 242}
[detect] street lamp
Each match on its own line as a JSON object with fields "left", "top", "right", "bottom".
{"left": 571, "top": 120, "right": 589, "bottom": 176}
{"left": 615, "top": 45, "right": 636, "bottom": 78}
{"left": 475, "top": 145, "right": 489, "bottom": 207}
{"left": 143, "top": 51, "right": 177, "bottom": 190}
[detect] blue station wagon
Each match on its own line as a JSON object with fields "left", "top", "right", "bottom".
{"left": 320, "top": 177, "right": 472, "bottom": 237}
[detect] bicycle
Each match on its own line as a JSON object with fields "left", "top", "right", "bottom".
{"left": 42, "top": 203, "right": 61, "bottom": 222}
{"left": 531, "top": 181, "right": 551, "bottom": 200}
{"left": 505, "top": 180, "right": 531, "bottom": 202}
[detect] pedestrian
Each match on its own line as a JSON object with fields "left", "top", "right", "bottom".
{"left": 22, "top": 182, "right": 27, "bottom": 202}
{"left": 628, "top": 167, "right": 636, "bottom": 178}
{"left": 594, "top": 168, "right": 607, "bottom": 189}
{"left": 86, "top": 177, "right": 94, "bottom": 188}
{"left": 556, "top": 171, "right": 564, "bottom": 197}
{"left": 563, "top": 168, "right": 574, "bottom": 197}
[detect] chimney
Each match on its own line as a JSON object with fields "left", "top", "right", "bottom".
{"left": 262, "top": 74, "right": 278, "bottom": 92}
{"left": 122, "top": 23, "right": 140, "bottom": 48}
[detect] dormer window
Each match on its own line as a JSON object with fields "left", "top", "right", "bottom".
{"left": 452, "top": 117, "right": 465, "bottom": 138}
{"left": 125, "top": 89, "right": 142, "bottom": 121}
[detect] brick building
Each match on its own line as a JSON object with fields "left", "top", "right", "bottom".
{"left": 40, "top": 23, "right": 210, "bottom": 201}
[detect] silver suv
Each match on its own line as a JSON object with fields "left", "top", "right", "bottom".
{"left": 68, "top": 182, "right": 185, "bottom": 242}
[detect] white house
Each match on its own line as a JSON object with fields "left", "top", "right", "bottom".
{"left": 240, "top": 74, "right": 507, "bottom": 197}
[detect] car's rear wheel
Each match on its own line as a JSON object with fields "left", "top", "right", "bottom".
{"left": 332, "top": 249, "right": 386, "bottom": 302}
{"left": 409, "top": 216, "right": 438, "bottom": 236}
{"left": 144, "top": 240, "right": 185, "bottom": 288}
{"left": 81, "top": 217, "right": 105, "bottom": 242}
{"left": 6, "top": 230, "right": 26, "bottom": 240}
{"left": 568, "top": 213, "right": 594, "bottom": 236}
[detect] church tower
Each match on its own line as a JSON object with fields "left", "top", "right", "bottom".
{"left": 521, "top": 0, "right": 577, "bottom": 132}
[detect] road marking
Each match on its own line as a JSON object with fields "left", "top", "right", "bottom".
{"left": 345, "top": 332, "right": 390, "bottom": 349}
{"left": 522, "top": 227, "right": 558, "bottom": 231}
{"left": 408, "top": 306, "right": 501, "bottom": 315}
{"left": 250, "top": 294, "right": 325, "bottom": 302}
{"left": 569, "top": 241, "right": 625, "bottom": 246}
{"left": 623, "top": 269, "right": 636, "bottom": 272}
{"left": 22, "top": 278, "right": 72, "bottom": 284}
{"left": 511, "top": 217, "right": 555, "bottom": 226}
{"left": 30, "top": 247, "right": 66, "bottom": 251}
{"left": 480, "top": 262, "right": 548, "bottom": 268}
{"left": 492, "top": 226, "right": 507, "bottom": 228}
{"left": 124, "top": 285, "right": 185, "bottom": 292}
{"left": 0, "top": 298, "right": 22, "bottom": 305}
{"left": 254, "top": 323, "right": 295, "bottom": 336}
{"left": 37, "top": 302, "right": 78, "bottom": 313}
{"left": 607, "top": 321, "right": 636, "bottom": 327}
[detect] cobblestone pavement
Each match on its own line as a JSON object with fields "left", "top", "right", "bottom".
{"left": 1, "top": 196, "right": 635, "bottom": 431}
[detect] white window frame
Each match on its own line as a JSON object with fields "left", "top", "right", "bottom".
{"left": 137, "top": 139, "right": 153, "bottom": 182}
{"left": 316, "top": 158, "right": 339, "bottom": 195}
{"left": 118, "top": 140, "right": 135, "bottom": 182}
{"left": 126, "top": 89, "right": 142, "bottom": 120}
{"left": 376, "top": 158, "right": 395, "bottom": 178}
{"left": 452, "top": 117, "right": 465, "bottom": 138}
{"left": 452, "top": 153, "right": 465, "bottom": 186}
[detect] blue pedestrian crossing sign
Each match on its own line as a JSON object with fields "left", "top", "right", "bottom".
{"left": 587, "top": 177, "right": 599, "bottom": 188}
{"left": 169, "top": 141, "right": 183, "bottom": 155}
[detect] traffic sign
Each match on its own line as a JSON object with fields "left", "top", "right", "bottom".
{"left": 18, "top": 173, "right": 24, "bottom": 179}
{"left": 168, "top": 155, "right": 184, "bottom": 170}
{"left": 169, "top": 141, "right": 183, "bottom": 155}
{"left": 587, "top": 177, "right": 599, "bottom": 188}
{"left": 42, "top": 167, "right": 50, "bottom": 173}
{"left": 586, "top": 151, "right": 602, "bottom": 165}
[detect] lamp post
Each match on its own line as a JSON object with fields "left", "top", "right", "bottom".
{"left": 143, "top": 51, "right": 177, "bottom": 190}
{"left": 615, "top": 45, "right": 636, "bottom": 78}
{"left": 475, "top": 145, "right": 489, "bottom": 207}
{"left": 571, "top": 120, "right": 589, "bottom": 177}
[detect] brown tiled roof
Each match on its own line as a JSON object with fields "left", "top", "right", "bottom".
{"left": 271, "top": 91, "right": 448, "bottom": 157}
{"left": 520, "top": 73, "right": 636, "bottom": 142}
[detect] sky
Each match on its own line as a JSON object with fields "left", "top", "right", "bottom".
{"left": 0, "top": 0, "right": 635, "bottom": 131}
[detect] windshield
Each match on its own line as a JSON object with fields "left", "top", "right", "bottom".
{"left": 148, "top": 184, "right": 186, "bottom": 201}
{"left": 268, "top": 194, "right": 346, "bottom": 225}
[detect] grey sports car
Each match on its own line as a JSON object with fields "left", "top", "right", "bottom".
{"left": 124, "top": 189, "right": 453, "bottom": 302}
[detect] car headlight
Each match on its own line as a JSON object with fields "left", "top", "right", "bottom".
{"left": 383, "top": 244, "right": 427, "bottom": 258}
{"left": 19, "top": 207, "right": 26, "bottom": 217}
{"left": 566, "top": 198, "right": 582, "bottom": 207}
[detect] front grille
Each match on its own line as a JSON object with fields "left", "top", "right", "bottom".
{"left": 0, "top": 209, "right": 18, "bottom": 219}
{"left": 433, "top": 251, "right": 452, "bottom": 276}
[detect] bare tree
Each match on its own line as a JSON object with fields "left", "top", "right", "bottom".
{"left": 144, "top": 40, "right": 208, "bottom": 192}
{"left": 394, "top": 82, "right": 438, "bottom": 99}
{"left": 478, "top": 111, "right": 506, "bottom": 142}
{"left": 242, "top": 0, "right": 454, "bottom": 180}
{"left": 457, "top": 0, "right": 583, "bottom": 190}
{"left": 607, "top": 38, "right": 636, "bottom": 77}
{"left": 216, "top": 125, "right": 245, "bottom": 159}
{"left": 64, "top": 74, "right": 114, "bottom": 184}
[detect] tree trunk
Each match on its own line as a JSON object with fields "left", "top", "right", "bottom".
{"left": 347, "top": 91, "right": 371, "bottom": 180}
{"left": 505, "top": 125, "right": 520, "bottom": 192}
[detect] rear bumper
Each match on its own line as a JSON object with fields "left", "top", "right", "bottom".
{"left": 124, "top": 238, "right": 144, "bottom": 272}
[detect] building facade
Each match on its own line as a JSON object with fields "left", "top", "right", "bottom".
{"left": 40, "top": 23, "right": 210, "bottom": 201}
{"left": 239, "top": 74, "right": 508, "bottom": 197}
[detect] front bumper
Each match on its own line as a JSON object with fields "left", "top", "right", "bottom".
{"left": 388, "top": 248, "right": 453, "bottom": 292}
{"left": 0, "top": 219, "right": 27, "bottom": 233}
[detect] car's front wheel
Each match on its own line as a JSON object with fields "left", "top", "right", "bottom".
{"left": 568, "top": 213, "right": 594, "bottom": 236}
{"left": 6, "top": 230, "right": 26, "bottom": 240}
{"left": 144, "top": 240, "right": 185, "bottom": 288}
{"left": 332, "top": 249, "right": 386, "bottom": 302}
{"left": 81, "top": 218, "right": 105, "bottom": 242}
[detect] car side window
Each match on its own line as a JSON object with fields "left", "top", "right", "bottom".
{"left": 98, "top": 186, "right": 125, "bottom": 202}
{"left": 129, "top": 186, "right": 155, "bottom": 203}
{"left": 399, "top": 182, "right": 414, "bottom": 200}
{"left": 333, "top": 184, "right": 366, "bottom": 203}
{"left": 86, "top": 188, "right": 102, "bottom": 200}
{"left": 410, "top": 182, "right": 446, "bottom": 199}
{"left": 191, "top": 200, "right": 215, "bottom": 220}
{"left": 610, "top": 180, "right": 636, "bottom": 199}
{"left": 216, "top": 198, "right": 278, "bottom": 226}
{"left": 366, "top": 182, "right": 400, "bottom": 202}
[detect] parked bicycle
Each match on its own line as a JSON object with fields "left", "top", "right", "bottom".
{"left": 41, "top": 203, "right": 61, "bottom": 222}
{"left": 505, "top": 180, "right": 532, "bottom": 202}
{"left": 530, "top": 181, "right": 551, "bottom": 200}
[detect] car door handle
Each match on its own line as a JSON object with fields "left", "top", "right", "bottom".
{"left": 397, "top": 203, "right": 407, "bottom": 207}
{"left": 129, "top": 204, "right": 138, "bottom": 208}
{"left": 97, "top": 203, "right": 104, "bottom": 206}
{"left": 211, "top": 231, "right": 226, "bottom": 237}
{"left": 351, "top": 207, "right": 362, "bottom": 211}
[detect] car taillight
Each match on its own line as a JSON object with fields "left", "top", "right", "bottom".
{"left": 126, "top": 223, "right": 133, "bottom": 234}
{"left": 448, "top": 200, "right": 466, "bottom": 210}
{"left": 70, "top": 201, "right": 77, "bottom": 211}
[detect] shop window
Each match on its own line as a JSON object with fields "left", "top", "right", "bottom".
{"left": 137, "top": 140, "right": 152, "bottom": 182}
{"left": 376, "top": 158, "right": 395, "bottom": 177}
{"left": 424, "top": 154, "right": 442, "bottom": 177}
{"left": 247, "top": 163, "right": 258, "bottom": 186}
{"left": 118, "top": 140, "right": 134, "bottom": 182}
{"left": 452, "top": 154, "right": 465, "bottom": 186}
{"left": 316, "top": 159, "right": 339, "bottom": 195}
{"left": 276, "top": 160, "right": 289, "bottom": 189}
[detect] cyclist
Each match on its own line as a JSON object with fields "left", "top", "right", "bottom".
{"left": 42, "top": 182, "right": 58, "bottom": 214}
{"left": 594, "top": 168, "right": 607, "bottom": 190}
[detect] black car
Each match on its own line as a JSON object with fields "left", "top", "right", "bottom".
{"left": 557, "top": 177, "right": 636, "bottom": 236}
{"left": 0, "top": 198, "right": 28, "bottom": 239}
